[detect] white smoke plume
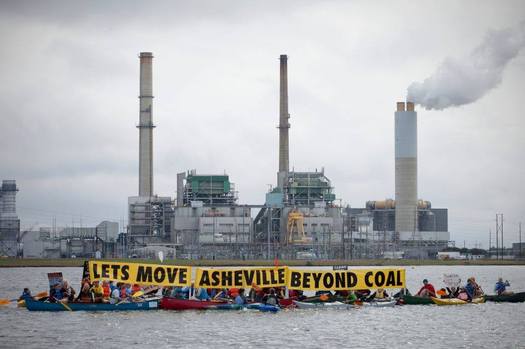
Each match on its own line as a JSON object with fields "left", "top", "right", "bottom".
{"left": 407, "top": 21, "right": 525, "bottom": 110}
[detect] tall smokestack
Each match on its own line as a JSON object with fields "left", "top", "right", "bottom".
{"left": 395, "top": 101, "right": 418, "bottom": 235}
{"left": 138, "top": 52, "right": 154, "bottom": 197}
{"left": 277, "top": 54, "right": 290, "bottom": 189}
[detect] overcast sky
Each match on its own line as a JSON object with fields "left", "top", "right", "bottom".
{"left": 1, "top": 0, "right": 524, "bottom": 248}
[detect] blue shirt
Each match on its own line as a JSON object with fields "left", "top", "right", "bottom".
{"left": 196, "top": 288, "right": 210, "bottom": 301}
{"left": 234, "top": 295, "right": 245, "bottom": 305}
{"left": 465, "top": 283, "right": 475, "bottom": 298}
{"left": 495, "top": 281, "right": 509, "bottom": 295}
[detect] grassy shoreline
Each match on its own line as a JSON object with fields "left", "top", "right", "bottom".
{"left": 1, "top": 258, "right": 524, "bottom": 268}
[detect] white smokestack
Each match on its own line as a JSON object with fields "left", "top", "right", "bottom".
{"left": 138, "top": 52, "right": 154, "bottom": 197}
{"left": 407, "top": 21, "right": 525, "bottom": 110}
{"left": 395, "top": 102, "right": 417, "bottom": 235}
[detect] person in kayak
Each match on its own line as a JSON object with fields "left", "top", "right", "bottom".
{"left": 61, "top": 280, "right": 76, "bottom": 302}
{"left": 78, "top": 278, "right": 93, "bottom": 302}
{"left": 367, "top": 288, "right": 389, "bottom": 301}
{"left": 346, "top": 291, "right": 358, "bottom": 304}
{"left": 355, "top": 289, "right": 371, "bottom": 301}
{"left": 263, "top": 288, "right": 279, "bottom": 305}
{"left": 91, "top": 281, "right": 104, "bottom": 303}
{"left": 19, "top": 288, "right": 32, "bottom": 301}
{"left": 234, "top": 288, "right": 246, "bottom": 305}
{"left": 195, "top": 288, "right": 210, "bottom": 301}
{"left": 213, "top": 288, "right": 229, "bottom": 301}
{"left": 465, "top": 277, "right": 483, "bottom": 301}
{"left": 109, "top": 284, "right": 121, "bottom": 304}
{"left": 416, "top": 279, "right": 436, "bottom": 298}
{"left": 49, "top": 283, "right": 65, "bottom": 303}
{"left": 494, "top": 278, "right": 512, "bottom": 295}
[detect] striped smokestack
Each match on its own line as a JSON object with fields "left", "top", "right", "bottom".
{"left": 277, "top": 54, "right": 290, "bottom": 189}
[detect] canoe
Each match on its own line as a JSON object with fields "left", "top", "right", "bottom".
{"left": 400, "top": 295, "right": 433, "bottom": 305}
{"left": 485, "top": 292, "right": 525, "bottom": 303}
{"left": 431, "top": 297, "right": 485, "bottom": 305}
{"left": 25, "top": 298, "right": 160, "bottom": 312}
{"left": 293, "top": 300, "right": 351, "bottom": 309}
{"left": 362, "top": 300, "right": 396, "bottom": 308}
{"left": 160, "top": 297, "right": 226, "bottom": 310}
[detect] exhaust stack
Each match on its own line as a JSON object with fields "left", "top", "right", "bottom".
{"left": 277, "top": 54, "right": 290, "bottom": 189}
{"left": 138, "top": 52, "right": 154, "bottom": 197}
{"left": 395, "top": 101, "right": 418, "bottom": 234}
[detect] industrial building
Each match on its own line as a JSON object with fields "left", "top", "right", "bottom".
{"left": 0, "top": 180, "right": 20, "bottom": 257}
{"left": 122, "top": 53, "right": 449, "bottom": 260}
{"left": 21, "top": 221, "right": 119, "bottom": 258}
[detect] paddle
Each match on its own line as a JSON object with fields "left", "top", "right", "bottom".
{"left": 60, "top": 301, "right": 72, "bottom": 311}
{"left": 132, "top": 291, "right": 144, "bottom": 298}
{"left": 0, "top": 291, "right": 48, "bottom": 305}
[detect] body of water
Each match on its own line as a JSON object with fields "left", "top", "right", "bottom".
{"left": 0, "top": 265, "right": 524, "bottom": 348}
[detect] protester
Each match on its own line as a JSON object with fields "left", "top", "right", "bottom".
{"left": 346, "top": 290, "right": 358, "bottom": 304}
{"left": 78, "top": 278, "right": 93, "bottom": 302}
{"left": 109, "top": 284, "right": 121, "bottom": 304}
{"left": 61, "top": 280, "right": 76, "bottom": 302}
{"left": 195, "top": 288, "right": 210, "bottom": 301}
{"left": 262, "top": 288, "right": 279, "bottom": 305}
{"left": 494, "top": 278, "right": 512, "bottom": 296}
{"left": 19, "top": 288, "right": 32, "bottom": 301}
{"left": 234, "top": 289, "right": 246, "bottom": 305}
{"left": 416, "top": 279, "right": 436, "bottom": 298}
{"left": 49, "top": 283, "right": 64, "bottom": 303}
{"left": 91, "top": 281, "right": 104, "bottom": 303}
{"left": 367, "top": 288, "right": 389, "bottom": 301}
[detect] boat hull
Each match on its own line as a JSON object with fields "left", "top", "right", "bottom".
{"left": 160, "top": 297, "right": 226, "bottom": 310}
{"left": 431, "top": 297, "right": 485, "bottom": 305}
{"left": 25, "top": 298, "right": 160, "bottom": 312}
{"left": 485, "top": 292, "right": 525, "bottom": 303}
{"left": 400, "top": 295, "right": 433, "bottom": 305}
{"left": 293, "top": 300, "right": 351, "bottom": 309}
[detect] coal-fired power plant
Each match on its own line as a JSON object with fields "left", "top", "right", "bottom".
{"left": 277, "top": 54, "right": 290, "bottom": 190}
{"left": 123, "top": 52, "right": 449, "bottom": 260}
{"left": 138, "top": 52, "right": 154, "bottom": 198}
{"left": 395, "top": 101, "right": 418, "bottom": 236}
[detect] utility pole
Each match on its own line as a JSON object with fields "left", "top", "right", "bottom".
{"left": 489, "top": 228, "right": 491, "bottom": 257}
{"left": 496, "top": 214, "right": 504, "bottom": 260}
{"left": 519, "top": 222, "right": 522, "bottom": 259}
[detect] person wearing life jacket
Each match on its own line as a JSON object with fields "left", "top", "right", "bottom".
{"left": 229, "top": 287, "right": 240, "bottom": 299}
{"left": 90, "top": 281, "right": 104, "bottom": 303}
{"left": 368, "top": 288, "right": 389, "bottom": 301}
{"left": 131, "top": 284, "right": 142, "bottom": 295}
{"left": 416, "top": 279, "right": 436, "bottom": 298}
{"left": 101, "top": 281, "right": 111, "bottom": 299}
{"left": 119, "top": 284, "right": 129, "bottom": 300}
{"left": 346, "top": 291, "right": 358, "bottom": 304}
{"left": 110, "top": 284, "right": 121, "bottom": 304}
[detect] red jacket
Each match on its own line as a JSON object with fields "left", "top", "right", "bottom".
{"left": 417, "top": 283, "right": 436, "bottom": 296}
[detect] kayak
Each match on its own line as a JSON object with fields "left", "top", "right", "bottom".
{"left": 431, "top": 297, "right": 485, "bottom": 305}
{"left": 25, "top": 298, "right": 160, "bottom": 312}
{"left": 293, "top": 300, "right": 351, "bottom": 309}
{"left": 160, "top": 297, "right": 226, "bottom": 310}
{"left": 301, "top": 295, "right": 346, "bottom": 303}
{"left": 279, "top": 298, "right": 295, "bottom": 308}
{"left": 213, "top": 303, "right": 278, "bottom": 312}
{"left": 362, "top": 300, "right": 396, "bottom": 308}
{"left": 485, "top": 292, "right": 525, "bottom": 303}
{"left": 400, "top": 295, "right": 433, "bottom": 305}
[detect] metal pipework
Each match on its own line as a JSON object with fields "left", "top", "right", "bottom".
{"left": 277, "top": 54, "right": 290, "bottom": 189}
{"left": 138, "top": 52, "right": 154, "bottom": 197}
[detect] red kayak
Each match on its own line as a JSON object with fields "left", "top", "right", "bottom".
{"left": 160, "top": 297, "right": 227, "bottom": 310}
{"left": 278, "top": 298, "right": 295, "bottom": 308}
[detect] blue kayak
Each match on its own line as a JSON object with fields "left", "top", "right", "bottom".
{"left": 213, "top": 303, "right": 280, "bottom": 312}
{"left": 25, "top": 298, "right": 160, "bottom": 312}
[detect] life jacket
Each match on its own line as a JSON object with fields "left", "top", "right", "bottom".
{"left": 376, "top": 289, "right": 385, "bottom": 299}
{"left": 132, "top": 285, "right": 142, "bottom": 293}
{"left": 102, "top": 284, "right": 110, "bottom": 298}
{"left": 120, "top": 288, "right": 127, "bottom": 299}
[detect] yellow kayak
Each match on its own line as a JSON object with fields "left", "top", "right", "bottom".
{"left": 431, "top": 297, "right": 485, "bottom": 305}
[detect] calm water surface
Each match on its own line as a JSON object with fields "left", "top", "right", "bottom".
{"left": 0, "top": 265, "right": 524, "bottom": 349}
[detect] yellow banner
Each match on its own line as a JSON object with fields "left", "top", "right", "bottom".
{"left": 88, "top": 261, "right": 191, "bottom": 287}
{"left": 286, "top": 268, "right": 405, "bottom": 290}
{"left": 195, "top": 267, "right": 287, "bottom": 288}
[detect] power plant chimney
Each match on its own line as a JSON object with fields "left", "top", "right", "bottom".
{"left": 277, "top": 54, "right": 290, "bottom": 189}
{"left": 395, "top": 101, "right": 418, "bottom": 235}
{"left": 138, "top": 52, "right": 154, "bottom": 197}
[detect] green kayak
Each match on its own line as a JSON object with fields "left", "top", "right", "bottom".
{"left": 401, "top": 294, "right": 433, "bottom": 305}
